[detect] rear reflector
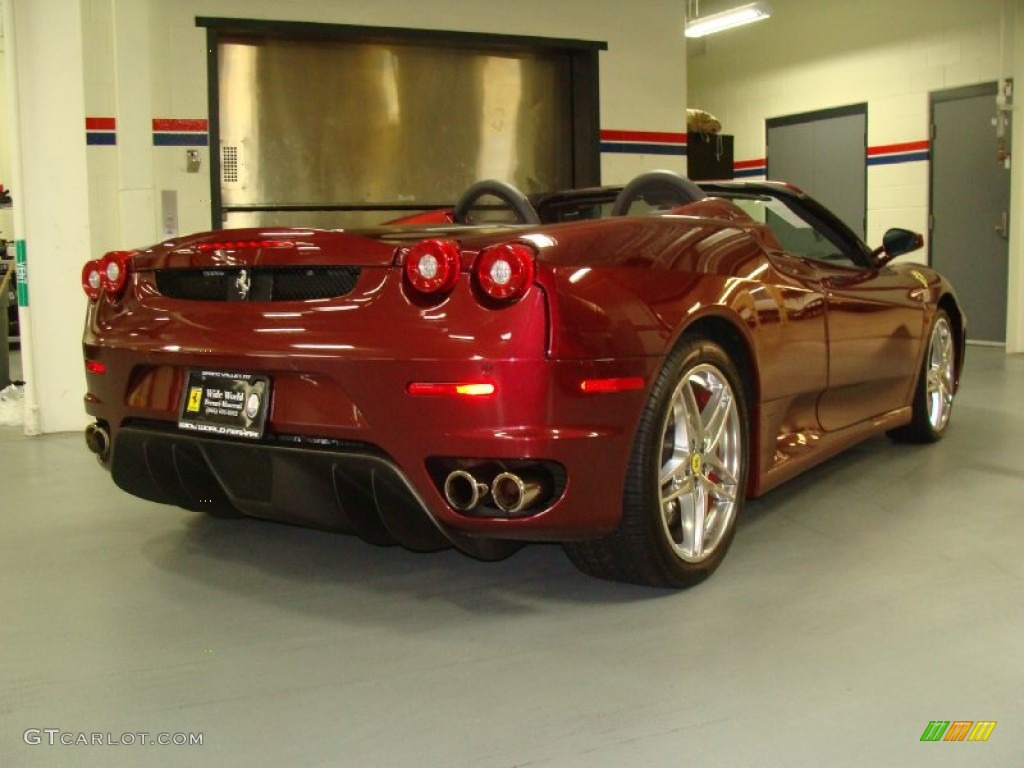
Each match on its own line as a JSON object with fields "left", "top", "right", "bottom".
{"left": 407, "top": 381, "right": 496, "bottom": 397}
{"left": 85, "top": 360, "right": 106, "bottom": 375}
{"left": 579, "top": 377, "right": 645, "bottom": 394}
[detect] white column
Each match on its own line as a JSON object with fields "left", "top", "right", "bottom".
{"left": 1007, "top": 1, "right": 1024, "bottom": 354}
{"left": 112, "top": 0, "right": 157, "bottom": 246}
{"left": 4, "top": 0, "right": 92, "bottom": 433}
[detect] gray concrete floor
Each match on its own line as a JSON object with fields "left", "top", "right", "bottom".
{"left": 1, "top": 347, "right": 1022, "bottom": 767}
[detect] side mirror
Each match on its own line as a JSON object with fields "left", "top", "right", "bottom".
{"left": 872, "top": 228, "right": 924, "bottom": 265}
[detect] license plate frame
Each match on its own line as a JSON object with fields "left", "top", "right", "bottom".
{"left": 178, "top": 370, "right": 271, "bottom": 440}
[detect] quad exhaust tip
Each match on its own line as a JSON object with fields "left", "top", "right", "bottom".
{"left": 443, "top": 468, "right": 546, "bottom": 517}
{"left": 85, "top": 422, "right": 111, "bottom": 460}
{"left": 491, "top": 472, "right": 543, "bottom": 516}
{"left": 443, "top": 470, "right": 490, "bottom": 512}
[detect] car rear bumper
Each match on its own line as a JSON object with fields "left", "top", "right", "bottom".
{"left": 85, "top": 353, "right": 658, "bottom": 544}
{"left": 110, "top": 423, "right": 453, "bottom": 550}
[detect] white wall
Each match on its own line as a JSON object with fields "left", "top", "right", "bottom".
{"left": 689, "top": 0, "right": 1006, "bottom": 245}
{"left": 1008, "top": 3, "right": 1024, "bottom": 354}
{"left": 81, "top": 0, "right": 692, "bottom": 253}
{"left": 21, "top": 0, "right": 1018, "bottom": 435}
{"left": 689, "top": 0, "right": 1024, "bottom": 351}
{"left": 4, "top": 0, "right": 92, "bottom": 433}
{"left": 1, "top": 0, "right": 691, "bottom": 434}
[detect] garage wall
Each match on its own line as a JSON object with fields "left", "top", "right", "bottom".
{"left": 688, "top": 0, "right": 1007, "bottom": 248}
{"left": 1008, "top": 6, "right": 1024, "bottom": 355}
{"left": 81, "top": 0, "right": 691, "bottom": 255}
{"left": 4, "top": 0, "right": 94, "bottom": 434}
{"left": 688, "top": 0, "right": 1024, "bottom": 353}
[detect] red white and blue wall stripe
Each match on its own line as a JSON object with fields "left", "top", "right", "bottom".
{"left": 600, "top": 129, "right": 688, "bottom": 156}
{"left": 866, "top": 140, "right": 930, "bottom": 166}
{"left": 86, "top": 117, "right": 209, "bottom": 147}
{"left": 734, "top": 140, "right": 930, "bottom": 177}
{"left": 152, "top": 119, "right": 209, "bottom": 146}
{"left": 733, "top": 158, "right": 767, "bottom": 178}
{"left": 86, "top": 117, "right": 117, "bottom": 145}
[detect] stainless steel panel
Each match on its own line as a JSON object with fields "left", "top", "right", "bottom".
{"left": 219, "top": 36, "right": 574, "bottom": 228}
{"left": 222, "top": 209, "right": 436, "bottom": 230}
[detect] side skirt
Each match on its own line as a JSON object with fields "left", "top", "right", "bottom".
{"left": 753, "top": 406, "right": 912, "bottom": 497}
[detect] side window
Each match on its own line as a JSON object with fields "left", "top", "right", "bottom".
{"left": 764, "top": 209, "right": 855, "bottom": 265}
{"left": 728, "top": 196, "right": 857, "bottom": 267}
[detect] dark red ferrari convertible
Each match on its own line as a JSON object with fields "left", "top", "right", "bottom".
{"left": 81, "top": 171, "right": 964, "bottom": 587}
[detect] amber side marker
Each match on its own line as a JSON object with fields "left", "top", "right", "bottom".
{"left": 407, "top": 382, "right": 497, "bottom": 397}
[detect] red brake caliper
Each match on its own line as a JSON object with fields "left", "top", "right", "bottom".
{"left": 693, "top": 385, "right": 717, "bottom": 504}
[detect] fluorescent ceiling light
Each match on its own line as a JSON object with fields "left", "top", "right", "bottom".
{"left": 685, "top": 1, "right": 772, "bottom": 38}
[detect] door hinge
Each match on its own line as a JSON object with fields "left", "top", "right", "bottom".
{"left": 928, "top": 213, "right": 935, "bottom": 232}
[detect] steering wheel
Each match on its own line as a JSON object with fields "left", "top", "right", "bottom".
{"left": 453, "top": 179, "right": 542, "bottom": 225}
{"left": 610, "top": 170, "right": 707, "bottom": 217}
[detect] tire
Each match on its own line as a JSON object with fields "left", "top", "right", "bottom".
{"left": 889, "top": 310, "right": 956, "bottom": 443}
{"left": 564, "top": 337, "right": 749, "bottom": 588}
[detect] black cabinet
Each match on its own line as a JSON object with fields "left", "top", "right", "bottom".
{"left": 687, "top": 132, "right": 733, "bottom": 181}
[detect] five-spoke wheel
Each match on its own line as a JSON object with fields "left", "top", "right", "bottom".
{"left": 657, "top": 363, "right": 743, "bottom": 564}
{"left": 564, "top": 337, "right": 748, "bottom": 588}
{"left": 890, "top": 309, "right": 957, "bottom": 443}
{"left": 925, "top": 314, "right": 955, "bottom": 433}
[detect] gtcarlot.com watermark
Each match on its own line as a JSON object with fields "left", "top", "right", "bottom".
{"left": 24, "top": 729, "right": 203, "bottom": 747}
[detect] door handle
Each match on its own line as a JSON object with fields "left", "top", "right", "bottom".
{"left": 996, "top": 211, "right": 1009, "bottom": 239}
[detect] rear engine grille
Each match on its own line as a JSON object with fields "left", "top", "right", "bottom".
{"left": 154, "top": 266, "right": 361, "bottom": 302}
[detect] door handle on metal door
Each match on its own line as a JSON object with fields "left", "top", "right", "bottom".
{"left": 995, "top": 212, "right": 1009, "bottom": 238}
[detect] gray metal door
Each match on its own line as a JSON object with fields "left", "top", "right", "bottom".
{"left": 767, "top": 106, "right": 867, "bottom": 238}
{"left": 930, "top": 83, "right": 1010, "bottom": 344}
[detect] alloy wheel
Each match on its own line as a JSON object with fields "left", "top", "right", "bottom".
{"left": 926, "top": 316, "right": 955, "bottom": 431}
{"left": 657, "top": 364, "right": 742, "bottom": 563}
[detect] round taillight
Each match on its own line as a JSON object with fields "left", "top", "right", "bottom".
{"left": 82, "top": 260, "right": 103, "bottom": 301}
{"left": 474, "top": 243, "right": 535, "bottom": 302}
{"left": 99, "top": 251, "right": 133, "bottom": 298}
{"left": 404, "top": 239, "right": 461, "bottom": 295}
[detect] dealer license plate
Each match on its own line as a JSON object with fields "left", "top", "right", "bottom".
{"left": 178, "top": 370, "right": 271, "bottom": 440}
